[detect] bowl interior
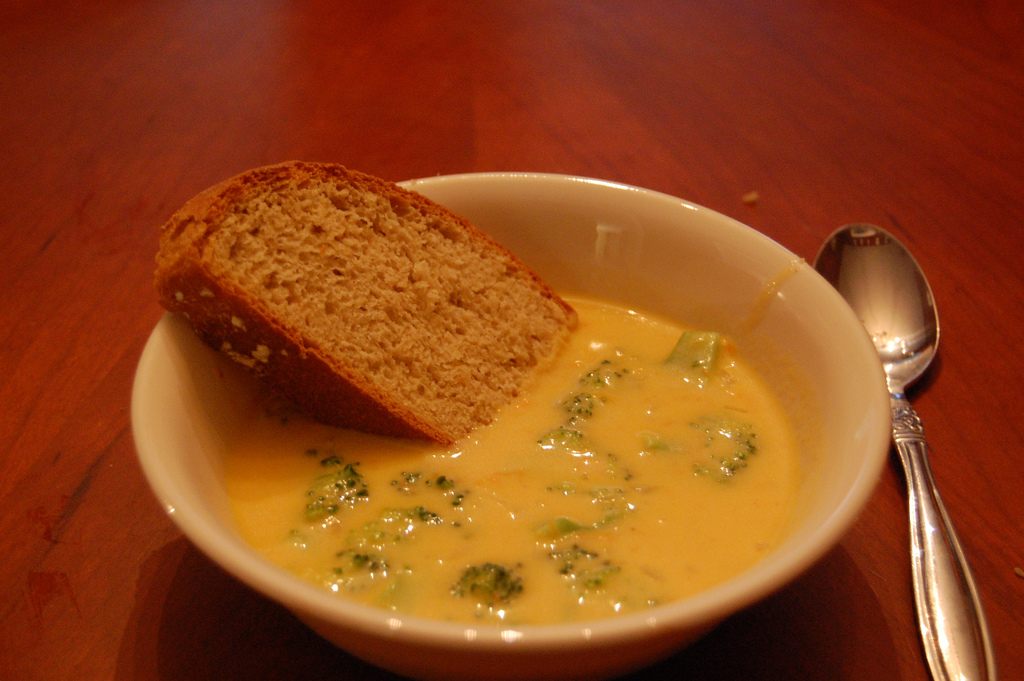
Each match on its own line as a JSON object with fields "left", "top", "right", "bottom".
{"left": 132, "top": 172, "right": 890, "bottom": 679}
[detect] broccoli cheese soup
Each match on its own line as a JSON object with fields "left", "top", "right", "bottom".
{"left": 224, "top": 297, "right": 801, "bottom": 625}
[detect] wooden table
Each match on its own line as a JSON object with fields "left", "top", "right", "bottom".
{"left": 3, "top": 1, "right": 1022, "bottom": 679}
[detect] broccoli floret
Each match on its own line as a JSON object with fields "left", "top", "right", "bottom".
{"left": 556, "top": 359, "right": 634, "bottom": 424}
{"left": 691, "top": 415, "right": 758, "bottom": 481}
{"left": 534, "top": 492, "right": 632, "bottom": 538}
{"left": 552, "top": 544, "right": 598, "bottom": 571}
{"left": 451, "top": 563, "right": 523, "bottom": 607}
{"left": 427, "top": 475, "right": 467, "bottom": 506}
{"left": 550, "top": 544, "right": 621, "bottom": 590}
{"left": 540, "top": 358, "right": 639, "bottom": 451}
{"left": 562, "top": 391, "right": 603, "bottom": 423}
{"left": 537, "top": 425, "right": 588, "bottom": 453}
{"left": 334, "top": 549, "right": 389, "bottom": 575}
{"left": 389, "top": 472, "right": 468, "bottom": 506}
{"left": 408, "top": 506, "right": 443, "bottom": 524}
{"left": 304, "top": 458, "right": 369, "bottom": 521}
{"left": 391, "top": 473, "right": 471, "bottom": 503}
{"left": 323, "top": 550, "right": 393, "bottom": 594}
{"left": 579, "top": 359, "right": 632, "bottom": 389}
{"left": 665, "top": 331, "right": 722, "bottom": 386}
{"left": 389, "top": 471, "right": 421, "bottom": 494}
{"left": 534, "top": 517, "right": 587, "bottom": 538}
{"left": 347, "top": 506, "right": 444, "bottom": 552}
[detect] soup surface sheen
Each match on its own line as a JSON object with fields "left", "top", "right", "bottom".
{"left": 225, "top": 297, "right": 800, "bottom": 625}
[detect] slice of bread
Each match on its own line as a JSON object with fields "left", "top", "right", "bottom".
{"left": 154, "top": 161, "right": 577, "bottom": 444}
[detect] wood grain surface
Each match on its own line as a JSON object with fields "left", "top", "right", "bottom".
{"left": 2, "top": 1, "right": 1021, "bottom": 679}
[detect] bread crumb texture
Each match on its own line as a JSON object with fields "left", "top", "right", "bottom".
{"left": 155, "top": 162, "right": 576, "bottom": 443}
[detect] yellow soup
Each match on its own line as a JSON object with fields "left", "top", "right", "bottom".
{"left": 225, "top": 297, "right": 800, "bottom": 625}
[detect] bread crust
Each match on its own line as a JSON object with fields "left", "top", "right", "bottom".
{"left": 155, "top": 161, "right": 575, "bottom": 444}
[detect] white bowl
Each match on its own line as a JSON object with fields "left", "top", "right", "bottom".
{"left": 132, "top": 173, "right": 891, "bottom": 681}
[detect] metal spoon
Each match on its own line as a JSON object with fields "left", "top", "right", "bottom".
{"left": 814, "top": 223, "right": 996, "bottom": 681}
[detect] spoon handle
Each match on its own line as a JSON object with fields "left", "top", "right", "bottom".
{"left": 891, "top": 394, "right": 997, "bottom": 681}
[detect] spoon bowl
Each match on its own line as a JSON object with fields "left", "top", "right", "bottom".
{"left": 812, "top": 223, "right": 939, "bottom": 391}
{"left": 814, "top": 224, "right": 996, "bottom": 681}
